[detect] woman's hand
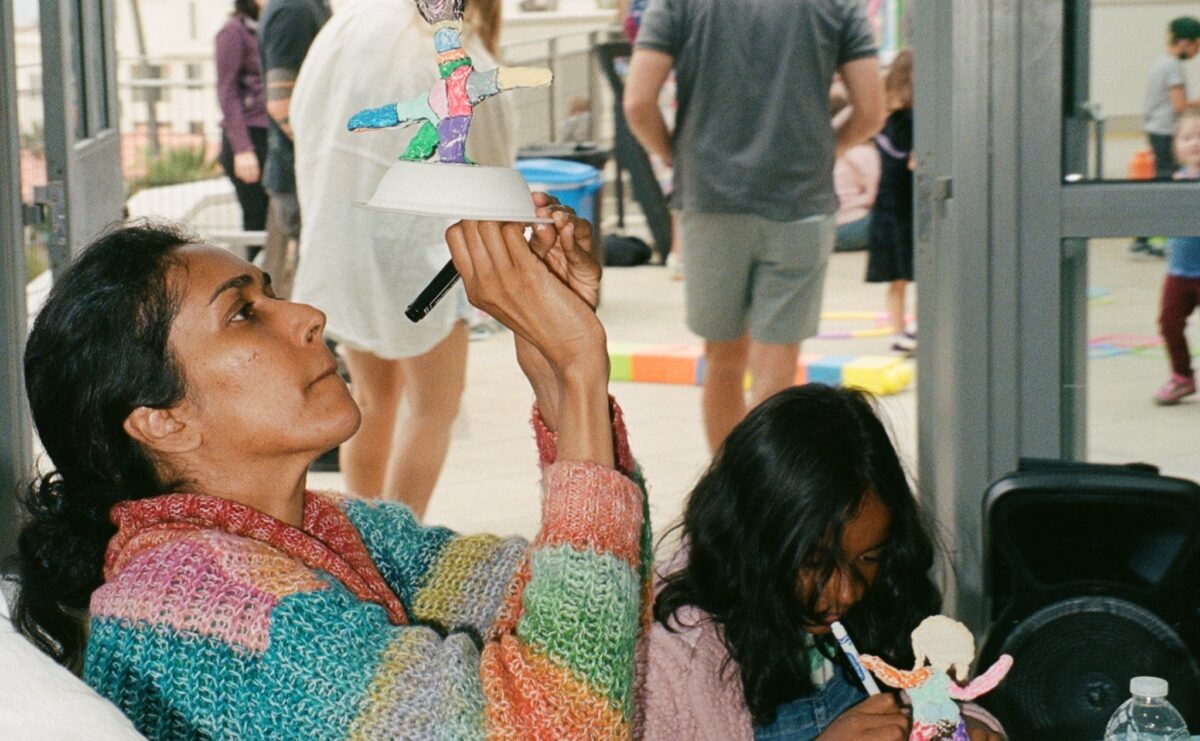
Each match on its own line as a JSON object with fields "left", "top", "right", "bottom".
{"left": 233, "top": 150, "right": 260, "bottom": 184}
{"left": 964, "top": 717, "right": 1004, "bottom": 741}
{"left": 516, "top": 194, "right": 602, "bottom": 430}
{"left": 528, "top": 192, "right": 601, "bottom": 310}
{"left": 445, "top": 218, "right": 612, "bottom": 467}
{"left": 816, "top": 694, "right": 909, "bottom": 741}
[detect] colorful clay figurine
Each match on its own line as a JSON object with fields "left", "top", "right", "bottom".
{"left": 347, "top": 0, "right": 552, "bottom": 164}
{"left": 860, "top": 615, "right": 1013, "bottom": 741}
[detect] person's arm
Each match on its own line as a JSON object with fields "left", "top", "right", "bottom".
{"left": 266, "top": 67, "right": 298, "bottom": 140}
{"left": 835, "top": 56, "right": 886, "bottom": 156}
{"left": 1169, "top": 84, "right": 1189, "bottom": 114}
{"left": 624, "top": 49, "right": 675, "bottom": 166}
{"left": 215, "top": 24, "right": 259, "bottom": 183}
{"left": 88, "top": 466, "right": 646, "bottom": 740}
{"left": 260, "top": 7, "right": 316, "bottom": 141}
{"left": 215, "top": 24, "right": 253, "bottom": 154}
{"left": 442, "top": 214, "right": 650, "bottom": 735}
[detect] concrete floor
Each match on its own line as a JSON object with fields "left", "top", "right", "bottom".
{"left": 311, "top": 230, "right": 1200, "bottom": 541}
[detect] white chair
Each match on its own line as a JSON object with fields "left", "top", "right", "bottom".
{"left": 0, "top": 585, "right": 145, "bottom": 740}
{"left": 125, "top": 177, "right": 266, "bottom": 261}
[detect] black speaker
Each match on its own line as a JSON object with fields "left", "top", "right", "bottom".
{"left": 977, "top": 459, "right": 1200, "bottom": 740}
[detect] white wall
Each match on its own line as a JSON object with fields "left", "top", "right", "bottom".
{"left": 1090, "top": 0, "right": 1200, "bottom": 124}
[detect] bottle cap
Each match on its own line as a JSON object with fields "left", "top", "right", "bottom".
{"left": 1130, "top": 676, "right": 1169, "bottom": 698}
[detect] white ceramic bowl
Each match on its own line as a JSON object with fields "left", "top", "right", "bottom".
{"left": 361, "top": 160, "right": 551, "bottom": 223}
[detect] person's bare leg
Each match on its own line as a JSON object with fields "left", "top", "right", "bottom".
{"left": 703, "top": 336, "right": 750, "bottom": 453}
{"left": 749, "top": 340, "right": 801, "bottom": 408}
{"left": 382, "top": 321, "right": 469, "bottom": 519}
{"left": 887, "top": 280, "right": 909, "bottom": 335}
{"left": 339, "top": 348, "right": 404, "bottom": 497}
{"left": 668, "top": 212, "right": 683, "bottom": 278}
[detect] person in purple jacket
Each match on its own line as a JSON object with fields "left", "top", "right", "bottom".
{"left": 215, "top": 0, "right": 270, "bottom": 247}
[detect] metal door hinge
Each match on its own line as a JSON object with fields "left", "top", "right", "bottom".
{"left": 933, "top": 177, "right": 953, "bottom": 202}
{"left": 21, "top": 202, "right": 47, "bottom": 226}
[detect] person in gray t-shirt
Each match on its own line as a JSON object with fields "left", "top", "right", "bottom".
{"left": 625, "top": 0, "right": 885, "bottom": 451}
{"left": 1144, "top": 17, "right": 1200, "bottom": 177}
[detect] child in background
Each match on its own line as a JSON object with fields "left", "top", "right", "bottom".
{"left": 866, "top": 50, "right": 916, "bottom": 355}
{"left": 642, "top": 384, "right": 1007, "bottom": 740}
{"left": 1154, "top": 105, "right": 1200, "bottom": 405}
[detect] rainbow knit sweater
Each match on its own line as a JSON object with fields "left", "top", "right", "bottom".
{"left": 84, "top": 402, "right": 651, "bottom": 740}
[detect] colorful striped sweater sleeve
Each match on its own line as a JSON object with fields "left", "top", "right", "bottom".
{"left": 84, "top": 401, "right": 649, "bottom": 740}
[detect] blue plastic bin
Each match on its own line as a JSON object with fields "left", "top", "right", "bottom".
{"left": 516, "top": 158, "right": 603, "bottom": 225}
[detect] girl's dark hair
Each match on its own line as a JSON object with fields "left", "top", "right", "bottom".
{"left": 234, "top": 0, "right": 259, "bottom": 21}
{"left": 12, "top": 222, "right": 194, "bottom": 672}
{"left": 654, "top": 385, "right": 940, "bottom": 725}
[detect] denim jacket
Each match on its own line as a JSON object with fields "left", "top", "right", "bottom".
{"left": 753, "top": 668, "right": 867, "bottom": 741}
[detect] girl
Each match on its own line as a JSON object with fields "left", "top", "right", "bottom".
{"left": 13, "top": 209, "right": 652, "bottom": 740}
{"left": 1154, "top": 105, "right": 1200, "bottom": 405}
{"left": 866, "top": 49, "right": 916, "bottom": 355}
{"left": 641, "top": 384, "right": 1005, "bottom": 740}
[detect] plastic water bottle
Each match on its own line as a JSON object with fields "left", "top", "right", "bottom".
{"left": 1103, "top": 676, "right": 1190, "bottom": 740}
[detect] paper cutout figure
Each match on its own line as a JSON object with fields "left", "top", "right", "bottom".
{"left": 347, "top": 0, "right": 552, "bottom": 165}
{"left": 860, "top": 615, "right": 1013, "bottom": 741}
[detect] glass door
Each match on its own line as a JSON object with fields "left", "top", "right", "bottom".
{"left": 914, "top": 0, "right": 1200, "bottom": 627}
{"left": 1, "top": 0, "right": 37, "bottom": 560}
{"left": 38, "top": 0, "right": 123, "bottom": 273}
{"left": 1064, "top": 0, "right": 1200, "bottom": 479}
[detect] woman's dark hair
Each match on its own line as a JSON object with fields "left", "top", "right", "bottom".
{"left": 234, "top": 0, "right": 259, "bottom": 21}
{"left": 12, "top": 222, "right": 195, "bottom": 672}
{"left": 654, "top": 385, "right": 940, "bottom": 725}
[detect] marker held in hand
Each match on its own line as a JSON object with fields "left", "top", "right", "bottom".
{"left": 831, "top": 620, "right": 882, "bottom": 696}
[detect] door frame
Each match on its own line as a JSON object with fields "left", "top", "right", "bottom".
{"left": 1, "top": 0, "right": 32, "bottom": 563}
{"left": 915, "top": 0, "right": 1200, "bottom": 629}
{"left": 39, "top": 0, "right": 123, "bottom": 274}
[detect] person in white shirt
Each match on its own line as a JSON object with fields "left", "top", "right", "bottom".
{"left": 290, "top": 0, "right": 514, "bottom": 518}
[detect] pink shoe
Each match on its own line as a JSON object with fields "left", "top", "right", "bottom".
{"left": 1154, "top": 374, "right": 1196, "bottom": 405}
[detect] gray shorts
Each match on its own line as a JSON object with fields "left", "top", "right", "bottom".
{"left": 680, "top": 211, "right": 835, "bottom": 345}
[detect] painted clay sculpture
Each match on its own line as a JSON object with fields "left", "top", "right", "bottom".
{"left": 860, "top": 615, "right": 1013, "bottom": 741}
{"left": 347, "top": 0, "right": 552, "bottom": 164}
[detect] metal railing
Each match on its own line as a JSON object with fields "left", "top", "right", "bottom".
{"left": 13, "top": 28, "right": 616, "bottom": 235}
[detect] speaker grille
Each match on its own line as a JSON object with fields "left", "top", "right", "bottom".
{"left": 984, "top": 596, "right": 1200, "bottom": 741}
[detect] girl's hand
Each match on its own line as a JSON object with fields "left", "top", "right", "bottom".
{"left": 964, "top": 717, "right": 1004, "bottom": 741}
{"left": 815, "top": 693, "right": 909, "bottom": 741}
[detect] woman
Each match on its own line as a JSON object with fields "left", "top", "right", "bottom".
{"left": 642, "top": 385, "right": 1005, "bottom": 740}
{"left": 289, "top": 0, "right": 514, "bottom": 519}
{"left": 215, "top": 0, "right": 269, "bottom": 240}
{"left": 13, "top": 206, "right": 651, "bottom": 740}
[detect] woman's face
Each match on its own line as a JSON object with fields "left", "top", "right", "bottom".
{"left": 796, "top": 491, "right": 891, "bottom": 634}
{"left": 164, "top": 245, "right": 359, "bottom": 463}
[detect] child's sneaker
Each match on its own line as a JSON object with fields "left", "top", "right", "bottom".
{"left": 1154, "top": 374, "right": 1196, "bottom": 405}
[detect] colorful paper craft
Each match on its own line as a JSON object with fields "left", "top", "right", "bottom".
{"left": 347, "top": 0, "right": 552, "bottom": 165}
{"left": 860, "top": 615, "right": 1013, "bottom": 741}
